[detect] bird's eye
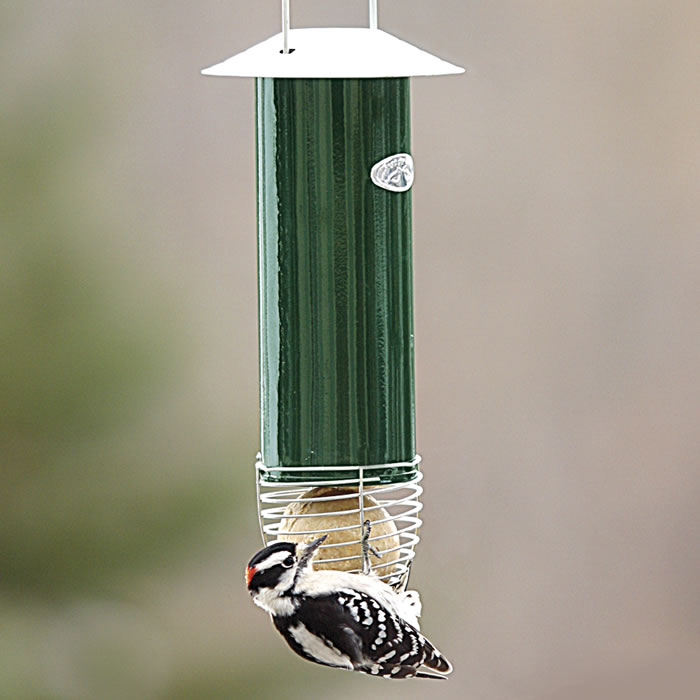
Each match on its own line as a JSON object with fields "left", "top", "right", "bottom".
{"left": 281, "top": 556, "right": 295, "bottom": 568}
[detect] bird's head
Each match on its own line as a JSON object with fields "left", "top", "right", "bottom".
{"left": 245, "top": 535, "right": 327, "bottom": 599}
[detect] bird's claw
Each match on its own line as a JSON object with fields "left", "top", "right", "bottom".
{"left": 361, "top": 519, "right": 382, "bottom": 575}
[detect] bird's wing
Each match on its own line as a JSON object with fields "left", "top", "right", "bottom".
{"left": 297, "top": 590, "right": 452, "bottom": 676}
{"left": 282, "top": 596, "right": 365, "bottom": 669}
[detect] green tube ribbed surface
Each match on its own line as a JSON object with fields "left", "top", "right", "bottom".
{"left": 256, "top": 78, "right": 415, "bottom": 483}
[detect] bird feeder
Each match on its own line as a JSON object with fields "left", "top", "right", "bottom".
{"left": 203, "top": 1, "right": 463, "bottom": 590}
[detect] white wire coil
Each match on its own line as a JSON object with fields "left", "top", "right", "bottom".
{"left": 256, "top": 456, "right": 423, "bottom": 591}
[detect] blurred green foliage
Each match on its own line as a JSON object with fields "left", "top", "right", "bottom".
{"left": 0, "top": 62, "right": 237, "bottom": 599}
{"left": 0, "top": 10, "right": 265, "bottom": 699}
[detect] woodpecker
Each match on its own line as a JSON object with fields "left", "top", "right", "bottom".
{"left": 245, "top": 534, "right": 452, "bottom": 679}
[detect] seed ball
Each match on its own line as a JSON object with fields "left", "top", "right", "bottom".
{"left": 279, "top": 487, "right": 400, "bottom": 578}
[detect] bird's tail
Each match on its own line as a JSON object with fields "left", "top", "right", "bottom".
{"left": 422, "top": 639, "right": 453, "bottom": 675}
{"left": 363, "top": 663, "right": 448, "bottom": 680}
{"left": 416, "top": 670, "right": 449, "bottom": 680}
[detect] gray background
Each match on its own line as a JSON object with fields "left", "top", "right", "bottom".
{"left": 2, "top": 1, "right": 699, "bottom": 698}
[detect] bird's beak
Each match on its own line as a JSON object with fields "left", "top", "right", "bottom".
{"left": 298, "top": 535, "right": 328, "bottom": 569}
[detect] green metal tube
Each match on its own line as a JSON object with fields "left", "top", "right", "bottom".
{"left": 256, "top": 78, "right": 416, "bottom": 483}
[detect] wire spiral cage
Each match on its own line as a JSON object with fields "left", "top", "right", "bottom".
{"left": 256, "top": 456, "right": 423, "bottom": 591}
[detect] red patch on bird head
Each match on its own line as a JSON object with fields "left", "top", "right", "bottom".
{"left": 245, "top": 566, "right": 256, "bottom": 586}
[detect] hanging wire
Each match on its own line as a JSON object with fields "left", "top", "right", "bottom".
{"left": 282, "top": 0, "right": 378, "bottom": 47}
{"left": 282, "top": 0, "right": 291, "bottom": 53}
{"left": 369, "top": 0, "right": 378, "bottom": 29}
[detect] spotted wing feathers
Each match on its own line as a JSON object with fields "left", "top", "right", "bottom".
{"left": 274, "top": 590, "right": 452, "bottom": 679}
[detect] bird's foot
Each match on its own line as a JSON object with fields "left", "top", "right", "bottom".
{"left": 361, "top": 519, "right": 382, "bottom": 575}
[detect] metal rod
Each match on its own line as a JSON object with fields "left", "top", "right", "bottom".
{"left": 359, "top": 464, "right": 366, "bottom": 534}
{"left": 282, "top": 0, "right": 290, "bottom": 53}
{"left": 369, "top": 0, "right": 378, "bottom": 29}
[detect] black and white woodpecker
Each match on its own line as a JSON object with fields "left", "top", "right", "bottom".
{"left": 245, "top": 535, "right": 453, "bottom": 679}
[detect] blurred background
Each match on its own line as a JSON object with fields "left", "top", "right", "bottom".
{"left": 1, "top": 1, "right": 699, "bottom": 698}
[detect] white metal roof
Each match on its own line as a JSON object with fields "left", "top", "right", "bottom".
{"left": 201, "top": 28, "right": 464, "bottom": 79}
